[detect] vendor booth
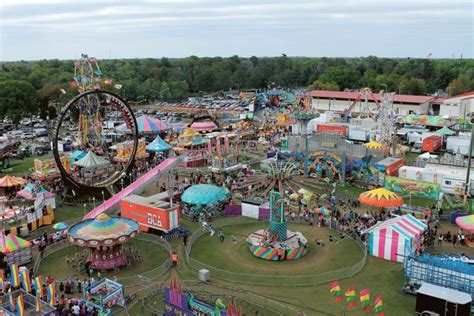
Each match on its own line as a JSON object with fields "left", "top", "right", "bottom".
{"left": 364, "top": 214, "right": 427, "bottom": 262}
{"left": 0, "top": 232, "right": 32, "bottom": 265}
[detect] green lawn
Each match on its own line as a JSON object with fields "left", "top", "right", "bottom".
{"left": 3, "top": 156, "right": 36, "bottom": 177}
{"left": 54, "top": 202, "right": 93, "bottom": 222}
{"left": 191, "top": 222, "right": 363, "bottom": 275}
{"left": 38, "top": 239, "right": 168, "bottom": 281}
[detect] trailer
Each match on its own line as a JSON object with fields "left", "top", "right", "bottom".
{"left": 316, "top": 124, "right": 347, "bottom": 136}
{"left": 422, "top": 135, "right": 443, "bottom": 152}
{"left": 416, "top": 283, "right": 471, "bottom": 316}
{"left": 446, "top": 136, "right": 471, "bottom": 155}
{"left": 348, "top": 128, "right": 371, "bottom": 142}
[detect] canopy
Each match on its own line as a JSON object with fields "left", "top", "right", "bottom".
{"left": 180, "top": 127, "right": 199, "bottom": 138}
{"left": 0, "top": 175, "right": 26, "bottom": 188}
{"left": 68, "top": 213, "right": 139, "bottom": 247}
{"left": 191, "top": 121, "right": 217, "bottom": 132}
{"left": 435, "top": 126, "right": 456, "bottom": 136}
{"left": 404, "top": 114, "right": 446, "bottom": 127}
{"left": 146, "top": 135, "right": 172, "bottom": 152}
{"left": 117, "top": 115, "right": 171, "bottom": 133}
{"left": 455, "top": 215, "right": 474, "bottom": 232}
{"left": 16, "top": 183, "right": 55, "bottom": 200}
{"left": 2, "top": 233, "right": 31, "bottom": 254}
{"left": 75, "top": 151, "right": 109, "bottom": 169}
{"left": 359, "top": 188, "right": 404, "bottom": 207}
{"left": 53, "top": 222, "right": 68, "bottom": 230}
{"left": 70, "top": 150, "right": 86, "bottom": 167}
{"left": 364, "top": 141, "right": 385, "bottom": 151}
{"left": 181, "top": 184, "right": 229, "bottom": 205}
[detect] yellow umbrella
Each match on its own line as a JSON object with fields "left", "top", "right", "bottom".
{"left": 364, "top": 141, "right": 385, "bottom": 150}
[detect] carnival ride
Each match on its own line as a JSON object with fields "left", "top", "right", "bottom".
{"left": 341, "top": 87, "right": 380, "bottom": 122}
{"left": 67, "top": 213, "right": 139, "bottom": 271}
{"left": 180, "top": 184, "right": 230, "bottom": 217}
{"left": 84, "top": 278, "right": 125, "bottom": 314}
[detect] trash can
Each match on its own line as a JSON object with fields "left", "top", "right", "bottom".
{"left": 198, "top": 269, "right": 210, "bottom": 282}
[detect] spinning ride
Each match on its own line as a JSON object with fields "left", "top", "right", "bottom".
{"left": 67, "top": 213, "right": 139, "bottom": 270}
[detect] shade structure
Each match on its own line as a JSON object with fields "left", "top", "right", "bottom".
{"left": 117, "top": 115, "right": 171, "bottom": 133}
{"left": 455, "top": 215, "right": 474, "bottom": 233}
{"left": 16, "top": 183, "right": 55, "bottom": 200}
{"left": 359, "top": 188, "right": 404, "bottom": 208}
{"left": 435, "top": 126, "right": 456, "bottom": 136}
{"left": 68, "top": 213, "right": 139, "bottom": 247}
{"left": 53, "top": 222, "right": 68, "bottom": 230}
{"left": 70, "top": 150, "right": 86, "bottom": 167}
{"left": 363, "top": 141, "right": 385, "bottom": 151}
{"left": 2, "top": 233, "right": 31, "bottom": 254}
{"left": 146, "top": 135, "right": 172, "bottom": 152}
{"left": 0, "top": 175, "right": 26, "bottom": 188}
{"left": 191, "top": 121, "right": 217, "bottom": 132}
{"left": 181, "top": 184, "right": 229, "bottom": 205}
{"left": 74, "top": 151, "right": 109, "bottom": 169}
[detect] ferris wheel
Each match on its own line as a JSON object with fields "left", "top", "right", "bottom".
{"left": 73, "top": 54, "right": 103, "bottom": 93}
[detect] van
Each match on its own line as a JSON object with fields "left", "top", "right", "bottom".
{"left": 34, "top": 128, "right": 48, "bottom": 137}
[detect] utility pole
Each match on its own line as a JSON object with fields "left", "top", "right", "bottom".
{"left": 464, "top": 119, "right": 474, "bottom": 210}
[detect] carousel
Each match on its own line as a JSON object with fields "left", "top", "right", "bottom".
{"left": 67, "top": 214, "right": 139, "bottom": 271}
{"left": 181, "top": 184, "right": 229, "bottom": 217}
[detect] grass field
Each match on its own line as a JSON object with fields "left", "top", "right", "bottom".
{"left": 38, "top": 239, "right": 168, "bottom": 281}
{"left": 191, "top": 222, "right": 363, "bottom": 275}
{"left": 3, "top": 156, "right": 36, "bottom": 177}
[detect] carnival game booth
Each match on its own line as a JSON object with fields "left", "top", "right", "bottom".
{"left": 67, "top": 214, "right": 139, "bottom": 271}
{"left": 0, "top": 175, "right": 26, "bottom": 199}
{"left": 17, "top": 183, "right": 56, "bottom": 210}
{"left": 120, "top": 192, "right": 180, "bottom": 233}
{"left": 0, "top": 288, "right": 57, "bottom": 316}
{"left": 84, "top": 278, "right": 125, "bottom": 315}
{"left": 0, "top": 232, "right": 32, "bottom": 265}
{"left": 113, "top": 138, "right": 149, "bottom": 163}
{"left": 31, "top": 157, "right": 71, "bottom": 182}
{"left": 176, "top": 127, "right": 208, "bottom": 167}
{"left": 74, "top": 151, "right": 111, "bottom": 186}
{"left": 364, "top": 214, "right": 427, "bottom": 263}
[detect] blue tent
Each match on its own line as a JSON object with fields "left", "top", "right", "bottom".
{"left": 181, "top": 184, "right": 229, "bottom": 205}
{"left": 146, "top": 135, "right": 172, "bottom": 152}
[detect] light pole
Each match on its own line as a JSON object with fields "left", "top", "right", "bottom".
{"left": 464, "top": 119, "right": 474, "bottom": 210}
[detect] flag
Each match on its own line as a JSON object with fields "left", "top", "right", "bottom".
{"left": 373, "top": 295, "right": 384, "bottom": 315}
{"left": 19, "top": 270, "right": 31, "bottom": 293}
{"left": 359, "top": 288, "right": 371, "bottom": 312}
{"left": 10, "top": 264, "right": 20, "bottom": 287}
{"left": 16, "top": 293, "right": 25, "bottom": 316}
{"left": 8, "top": 289, "right": 15, "bottom": 312}
{"left": 35, "top": 295, "right": 42, "bottom": 312}
{"left": 345, "top": 287, "right": 357, "bottom": 308}
{"left": 47, "top": 282, "right": 56, "bottom": 305}
{"left": 329, "top": 281, "right": 342, "bottom": 302}
{"left": 33, "top": 276, "right": 43, "bottom": 297}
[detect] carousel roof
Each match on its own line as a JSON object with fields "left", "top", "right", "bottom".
{"left": 455, "top": 215, "right": 474, "bottom": 233}
{"left": 181, "top": 184, "right": 229, "bottom": 205}
{"left": 191, "top": 121, "right": 217, "bottom": 131}
{"left": 146, "top": 135, "right": 172, "bottom": 152}
{"left": 16, "top": 183, "right": 55, "bottom": 200}
{"left": 74, "top": 151, "right": 109, "bottom": 169}
{"left": 0, "top": 175, "right": 26, "bottom": 188}
{"left": 2, "top": 233, "right": 31, "bottom": 254}
{"left": 68, "top": 213, "right": 139, "bottom": 247}
{"left": 117, "top": 115, "right": 171, "bottom": 133}
{"left": 359, "top": 188, "right": 404, "bottom": 208}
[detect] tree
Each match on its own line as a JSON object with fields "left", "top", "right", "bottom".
{"left": 0, "top": 80, "right": 39, "bottom": 123}
{"left": 318, "top": 66, "right": 360, "bottom": 90}
{"left": 308, "top": 80, "right": 339, "bottom": 91}
{"left": 447, "top": 75, "right": 474, "bottom": 96}
{"left": 399, "top": 77, "right": 427, "bottom": 95}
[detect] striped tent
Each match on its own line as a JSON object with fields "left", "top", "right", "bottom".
{"left": 2, "top": 234, "right": 31, "bottom": 254}
{"left": 0, "top": 175, "right": 26, "bottom": 188}
{"left": 364, "top": 214, "right": 426, "bottom": 263}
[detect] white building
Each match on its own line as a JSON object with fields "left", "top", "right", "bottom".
{"left": 308, "top": 90, "right": 442, "bottom": 116}
{"left": 439, "top": 91, "right": 474, "bottom": 119}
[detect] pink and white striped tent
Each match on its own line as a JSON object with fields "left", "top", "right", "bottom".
{"left": 365, "top": 214, "right": 427, "bottom": 263}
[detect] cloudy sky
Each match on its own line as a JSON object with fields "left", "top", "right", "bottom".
{"left": 0, "top": 0, "right": 472, "bottom": 61}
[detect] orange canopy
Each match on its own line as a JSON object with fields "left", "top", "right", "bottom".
{"left": 359, "top": 188, "right": 404, "bottom": 208}
{"left": 0, "top": 175, "right": 27, "bottom": 188}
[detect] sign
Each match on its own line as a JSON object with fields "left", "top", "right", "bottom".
{"left": 384, "top": 176, "right": 441, "bottom": 199}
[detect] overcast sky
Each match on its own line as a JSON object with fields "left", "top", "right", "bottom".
{"left": 0, "top": 0, "right": 472, "bottom": 61}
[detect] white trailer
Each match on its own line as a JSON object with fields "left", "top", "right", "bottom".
{"left": 348, "top": 128, "right": 371, "bottom": 142}
{"left": 398, "top": 164, "right": 474, "bottom": 195}
{"left": 446, "top": 135, "right": 471, "bottom": 155}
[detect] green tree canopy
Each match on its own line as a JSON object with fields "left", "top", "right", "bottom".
{"left": 0, "top": 80, "right": 39, "bottom": 123}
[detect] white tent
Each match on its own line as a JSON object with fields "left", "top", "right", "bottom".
{"left": 74, "top": 151, "right": 109, "bottom": 170}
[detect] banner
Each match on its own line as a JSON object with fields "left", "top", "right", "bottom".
{"left": 384, "top": 176, "right": 440, "bottom": 199}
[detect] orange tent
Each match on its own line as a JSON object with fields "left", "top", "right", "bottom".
{"left": 359, "top": 188, "right": 404, "bottom": 208}
{"left": 0, "top": 175, "right": 26, "bottom": 188}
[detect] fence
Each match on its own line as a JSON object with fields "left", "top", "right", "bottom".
{"left": 32, "top": 233, "right": 173, "bottom": 287}
{"left": 185, "top": 217, "right": 367, "bottom": 286}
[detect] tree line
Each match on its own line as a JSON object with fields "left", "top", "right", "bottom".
{"left": 0, "top": 56, "right": 473, "bottom": 123}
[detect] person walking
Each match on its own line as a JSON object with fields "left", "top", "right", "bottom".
{"left": 171, "top": 252, "right": 178, "bottom": 267}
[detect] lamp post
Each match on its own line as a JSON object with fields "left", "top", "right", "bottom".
{"left": 83, "top": 203, "right": 86, "bottom": 215}
{"left": 92, "top": 196, "right": 96, "bottom": 209}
